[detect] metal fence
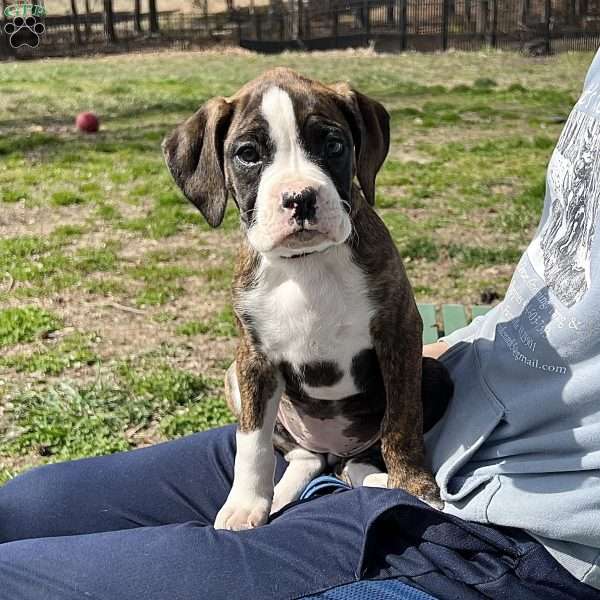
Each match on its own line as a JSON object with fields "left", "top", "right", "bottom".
{"left": 239, "top": 0, "right": 600, "bottom": 53}
{"left": 0, "top": 11, "right": 239, "bottom": 59}
{"left": 2, "top": 0, "right": 600, "bottom": 59}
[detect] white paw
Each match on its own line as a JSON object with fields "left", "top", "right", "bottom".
{"left": 214, "top": 496, "right": 271, "bottom": 531}
{"left": 363, "top": 472, "right": 388, "bottom": 488}
{"left": 270, "top": 489, "right": 295, "bottom": 515}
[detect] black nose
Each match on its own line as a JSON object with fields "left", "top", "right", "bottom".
{"left": 282, "top": 187, "right": 317, "bottom": 226}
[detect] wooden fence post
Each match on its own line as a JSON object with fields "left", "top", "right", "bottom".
{"left": 442, "top": 0, "right": 449, "bottom": 50}
{"left": 332, "top": 7, "right": 339, "bottom": 43}
{"left": 491, "top": 0, "right": 498, "bottom": 47}
{"left": 519, "top": 0, "right": 529, "bottom": 25}
{"left": 134, "top": 0, "right": 142, "bottom": 33}
{"left": 569, "top": 0, "right": 576, "bottom": 24}
{"left": 387, "top": 0, "right": 394, "bottom": 24}
{"left": 148, "top": 0, "right": 159, "bottom": 33}
{"left": 279, "top": 11, "right": 285, "bottom": 40}
{"left": 70, "top": 0, "right": 82, "bottom": 45}
{"left": 398, "top": 0, "right": 407, "bottom": 49}
{"left": 364, "top": 0, "right": 370, "bottom": 34}
{"left": 103, "top": 0, "right": 117, "bottom": 43}
{"left": 476, "top": 0, "right": 488, "bottom": 36}
{"left": 544, "top": 0, "right": 551, "bottom": 53}
{"left": 254, "top": 11, "right": 262, "bottom": 40}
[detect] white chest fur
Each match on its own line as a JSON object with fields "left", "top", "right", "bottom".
{"left": 238, "top": 245, "right": 375, "bottom": 399}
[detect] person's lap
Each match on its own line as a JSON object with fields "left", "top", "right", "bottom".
{"left": 0, "top": 426, "right": 595, "bottom": 600}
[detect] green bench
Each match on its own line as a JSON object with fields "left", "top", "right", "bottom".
{"left": 417, "top": 303, "right": 492, "bottom": 344}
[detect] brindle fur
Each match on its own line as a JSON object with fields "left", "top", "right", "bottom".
{"left": 348, "top": 185, "right": 437, "bottom": 497}
{"left": 164, "top": 67, "right": 453, "bottom": 503}
{"left": 229, "top": 188, "right": 448, "bottom": 501}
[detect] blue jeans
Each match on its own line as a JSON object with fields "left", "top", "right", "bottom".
{"left": 0, "top": 425, "right": 596, "bottom": 600}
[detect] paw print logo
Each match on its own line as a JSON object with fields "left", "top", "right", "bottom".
{"left": 4, "top": 16, "right": 45, "bottom": 48}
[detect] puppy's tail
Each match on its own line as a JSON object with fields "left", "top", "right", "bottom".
{"left": 422, "top": 356, "right": 454, "bottom": 434}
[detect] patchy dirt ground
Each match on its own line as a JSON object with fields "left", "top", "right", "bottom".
{"left": 0, "top": 49, "right": 594, "bottom": 480}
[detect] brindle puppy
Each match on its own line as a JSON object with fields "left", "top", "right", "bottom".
{"left": 163, "top": 67, "right": 452, "bottom": 531}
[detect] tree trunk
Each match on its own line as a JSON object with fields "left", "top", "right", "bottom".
{"left": 103, "top": 0, "right": 117, "bottom": 42}
{"left": 70, "top": 0, "right": 82, "bottom": 45}
{"left": 134, "top": 0, "right": 142, "bottom": 32}
{"left": 148, "top": 0, "right": 159, "bottom": 33}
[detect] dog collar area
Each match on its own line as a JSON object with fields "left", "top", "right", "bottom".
{"left": 281, "top": 251, "right": 318, "bottom": 259}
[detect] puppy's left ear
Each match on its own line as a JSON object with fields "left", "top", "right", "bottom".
{"left": 330, "top": 83, "right": 390, "bottom": 205}
{"left": 162, "top": 97, "right": 233, "bottom": 227}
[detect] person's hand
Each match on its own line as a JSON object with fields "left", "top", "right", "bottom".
{"left": 423, "top": 341, "right": 449, "bottom": 359}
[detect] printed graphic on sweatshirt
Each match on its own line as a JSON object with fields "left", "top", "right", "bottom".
{"left": 541, "top": 108, "right": 600, "bottom": 308}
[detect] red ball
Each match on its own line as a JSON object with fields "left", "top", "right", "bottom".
{"left": 76, "top": 112, "right": 100, "bottom": 133}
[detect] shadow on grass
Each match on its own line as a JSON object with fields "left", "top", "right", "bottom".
{"left": 0, "top": 97, "right": 205, "bottom": 134}
{"left": 0, "top": 124, "right": 171, "bottom": 160}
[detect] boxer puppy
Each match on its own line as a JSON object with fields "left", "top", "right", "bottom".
{"left": 163, "top": 67, "right": 452, "bottom": 531}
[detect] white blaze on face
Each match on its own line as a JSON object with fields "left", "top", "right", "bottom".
{"left": 247, "top": 86, "right": 352, "bottom": 257}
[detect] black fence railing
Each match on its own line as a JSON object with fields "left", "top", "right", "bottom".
{"left": 239, "top": 0, "right": 600, "bottom": 53}
{"left": 2, "top": 0, "right": 600, "bottom": 59}
{"left": 0, "top": 10, "right": 239, "bottom": 59}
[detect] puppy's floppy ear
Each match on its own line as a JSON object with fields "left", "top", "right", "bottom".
{"left": 330, "top": 83, "right": 390, "bottom": 205}
{"left": 162, "top": 97, "right": 233, "bottom": 227}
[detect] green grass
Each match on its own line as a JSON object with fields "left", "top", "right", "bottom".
{"left": 0, "top": 307, "right": 61, "bottom": 348}
{"left": 0, "top": 49, "right": 595, "bottom": 481}
{"left": 1, "top": 189, "right": 27, "bottom": 203}
{"left": 176, "top": 306, "right": 238, "bottom": 338}
{"left": 0, "top": 334, "right": 99, "bottom": 376}
{"left": 1, "top": 363, "right": 232, "bottom": 462}
{"left": 51, "top": 190, "right": 87, "bottom": 206}
{"left": 128, "top": 262, "right": 195, "bottom": 307}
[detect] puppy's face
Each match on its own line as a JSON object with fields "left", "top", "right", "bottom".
{"left": 163, "top": 68, "right": 390, "bottom": 259}
{"left": 228, "top": 86, "right": 354, "bottom": 257}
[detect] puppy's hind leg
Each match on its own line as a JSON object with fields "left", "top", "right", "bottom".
{"left": 271, "top": 423, "right": 326, "bottom": 515}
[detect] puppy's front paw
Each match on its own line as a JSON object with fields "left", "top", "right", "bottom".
{"left": 411, "top": 477, "right": 443, "bottom": 510}
{"left": 389, "top": 471, "right": 444, "bottom": 511}
{"left": 214, "top": 496, "right": 271, "bottom": 531}
{"left": 418, "top": 484, "right": 444, "bottom": 510}
{"left": 364, "top": 472, "right": 443, "bottom": 508}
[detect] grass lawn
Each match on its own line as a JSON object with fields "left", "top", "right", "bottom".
{"left": 0, "top": 48, "right": 594, "bottom": 482}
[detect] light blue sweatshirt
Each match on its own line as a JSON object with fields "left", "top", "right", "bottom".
{"left": 428, "top": 50, "right": 600, "bottom": 589}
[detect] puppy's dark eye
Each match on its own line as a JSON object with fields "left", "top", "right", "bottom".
{"left": 236, "top": 145, "right": 260, "bottom": 165}
{"left": 326, "top": 138, "right": 345, "bottom": 158}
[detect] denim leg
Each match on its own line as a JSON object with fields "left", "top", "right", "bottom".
{"left": 0, "top": 487, "right": 381, "bottom": 600}
{"left": 0, "top": 425, "right": 288, "bottom": 542}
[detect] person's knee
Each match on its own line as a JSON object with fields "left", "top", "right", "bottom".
{"left": 0, "top": 462, "right": 73, "bottom": 542}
